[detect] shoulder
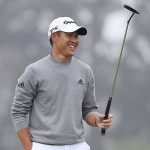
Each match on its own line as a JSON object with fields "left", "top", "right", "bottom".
{"left": 26, "top": 55, "right": 50, "bottom": 72}
{"left": 73, "top": 57, "right": 92, "bottom": 70}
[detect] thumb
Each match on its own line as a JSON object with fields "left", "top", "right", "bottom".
{"left": 98, "top": 114, "right": 105, "bottom": 119}
{"left": 95, "top": 114, "right": 105, "bottom": 128}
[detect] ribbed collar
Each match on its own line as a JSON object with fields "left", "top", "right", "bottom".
{"left": 49, "top": 52, "right": 73, "bottom": 65}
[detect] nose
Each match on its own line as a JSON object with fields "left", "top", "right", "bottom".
{"left": 70, "top": 35, "right": 78, "bottom": 43}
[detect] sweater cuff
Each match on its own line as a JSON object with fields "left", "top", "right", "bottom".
{"left": 83, "top": 110, "right": 99, "bottom": 122}
{"left": 14, "top": 120, "right": 28, "bottom": 132}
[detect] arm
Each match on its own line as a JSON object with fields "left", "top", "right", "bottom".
{"left": 86, "top": 113, "right": 113, "bottom": 129}
{"left": 82, "top": 67, "right": 113, "bottom": 128}
{"left": 17, "top": 128, "right": 32, "bottom": 150}
{"left": 11, "top": 65, "right": 37, "bottom": 148}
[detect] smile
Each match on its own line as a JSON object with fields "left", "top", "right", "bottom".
{"left": 69, "top": 45, "right": 75, "bottom": 48}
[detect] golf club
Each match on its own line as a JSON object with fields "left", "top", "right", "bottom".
{"left": 100, "top": 4, "right": 140, "bottom": 136}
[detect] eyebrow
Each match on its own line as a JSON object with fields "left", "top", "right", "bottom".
{"left": 65, "top": 32, "right": 78, "bottom": 36}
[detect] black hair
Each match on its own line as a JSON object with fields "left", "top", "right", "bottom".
{"left": 49, "top": 31, "right": 61, "bottom": 47}
{"left": 49, "top": 38, "right": 53, "bottom": 47}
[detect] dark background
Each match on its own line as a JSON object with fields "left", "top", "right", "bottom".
{"left": 1, "top": 0, "right": 150, "bottom": 150}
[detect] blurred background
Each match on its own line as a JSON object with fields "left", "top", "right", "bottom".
{"left": 0, "top": 0, "right": 150, "bottom": 150}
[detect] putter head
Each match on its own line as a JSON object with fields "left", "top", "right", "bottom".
{"left": 124, "top": 4, "right": 140, "bottom": 14}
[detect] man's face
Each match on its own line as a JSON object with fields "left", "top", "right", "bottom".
{"left": 53, "top": 31, "right": 79, "bottom": 58}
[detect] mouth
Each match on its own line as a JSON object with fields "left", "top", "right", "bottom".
{"left": 69, "top": 45, "right": 76, "bottom": 51}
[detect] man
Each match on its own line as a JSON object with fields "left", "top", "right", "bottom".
{"left": 11, "top": 17, "right": 113, "bottom": 150}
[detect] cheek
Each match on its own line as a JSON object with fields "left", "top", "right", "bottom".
{"left": 76, "top": 40, "right": 79, "bottom": 47}
{"left": 58, "top": 38, "right": 67, "bottom": 47}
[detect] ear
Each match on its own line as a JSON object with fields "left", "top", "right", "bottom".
{"left": 51, "top": 33, "right": 57, "bottom": 42}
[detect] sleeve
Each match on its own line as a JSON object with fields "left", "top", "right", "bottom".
{"left": 11, "top": 65, "right": 38, "bottom": 132}
{"left": 82, "top": 67, "right": 99, "bottom": 121}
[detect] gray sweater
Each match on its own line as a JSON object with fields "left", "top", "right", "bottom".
{"left": 11, "top": 54, "right": 99, "bottom": 145}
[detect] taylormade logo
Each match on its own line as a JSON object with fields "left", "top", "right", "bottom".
{"left": 50, "top": 21, "right": 76, "bottom": 33}
{"left": 50, "top": 26, "right": 58, "bottom": 33}
{"left": 64, "top": 21, "right": 76, "bottom": 25}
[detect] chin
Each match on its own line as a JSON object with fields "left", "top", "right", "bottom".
{"left": 70, "top": 52, "right": 75, "bottom": 56}
{"left": 68, "top": 51, "right": 75, "bottom": 56}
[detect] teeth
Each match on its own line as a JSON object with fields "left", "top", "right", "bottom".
{"left": 70, "top": 45, "right": 75, "bottom": 48}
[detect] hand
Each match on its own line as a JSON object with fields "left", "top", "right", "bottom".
{"left": 95, "top": 114, "right": 113, "bottom": 129}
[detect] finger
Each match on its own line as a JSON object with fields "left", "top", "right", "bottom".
{"left": 103, "top": 125, "right": 110, "bottom": 129}
{"left": 108, "top": 114, "right": 114, "bottom": 118}
{"left": 98, "top": 114, "right": 105, "bottom": 119}
{"left": 103, "top": 118, "right": 112, "bottom": 123}
{"left": 103, "top": 121, "right": 111, "bottom": 126}
{"left": 102, "top": 123, "right": 111, "bottom": 129}
{"left": 103, "top": 122, "right": 111, "bottom": 126}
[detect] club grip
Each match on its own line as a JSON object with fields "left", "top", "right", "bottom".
{"left": 101, "top": 97, "right": 112, "bottom": 136}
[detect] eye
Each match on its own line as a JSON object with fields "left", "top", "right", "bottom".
{"left": 65, "top": 32, "right": 78, "bottom": 38}
{"left": 75, "top": 35, "right": 78, "bottom": 38}
{"left": 65, "top": 33, "right": 71, "bottom": 37}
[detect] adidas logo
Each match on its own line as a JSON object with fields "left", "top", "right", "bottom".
{"left": 78, "top": 79, "right": 84, "bottom": 85}
{"left": 17, "top": 82, "right": 25, "bottom": 88}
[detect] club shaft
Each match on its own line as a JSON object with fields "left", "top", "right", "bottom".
{"left": 110, "top": 13, "right": 134, "bottom": 98}
{"left": 101, "top": 13, "right": 134, "bottom": 136}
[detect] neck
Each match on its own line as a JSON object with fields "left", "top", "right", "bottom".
{"left": 51, "top": 51, "right": 71, "bottom": 62}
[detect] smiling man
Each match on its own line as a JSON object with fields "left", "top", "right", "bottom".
{"left": 11, "top": 17, "right": 113, "bottom": 150}
{"left": 51, "top": 31, "right": 78, "bottom": 61}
